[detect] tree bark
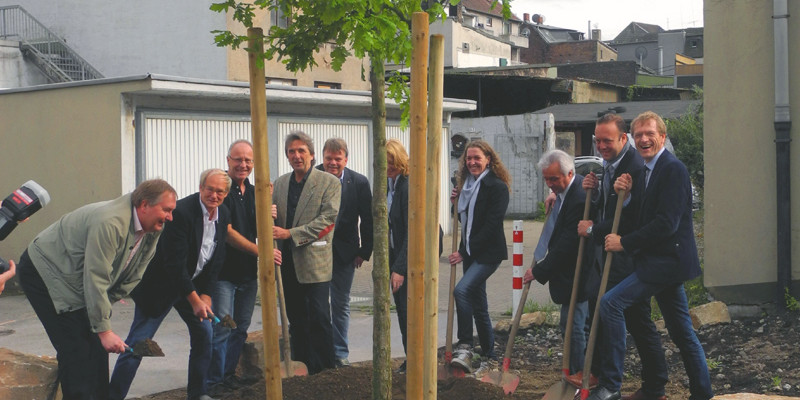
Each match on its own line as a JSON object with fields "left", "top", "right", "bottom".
{"left": 370, "top": 58, "right": 392, "bottom": 400}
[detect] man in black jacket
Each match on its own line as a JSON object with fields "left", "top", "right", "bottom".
{"left": 524, "top": 149, "right": 587, "bottom": 375}
{"left": 110, "top": 169, "right": 231, "bottom": 400}
{"left": 575, "top": 113, "right": 668, "bottom": 399}
{"left": 317, "top": 138, "right": 373, "bottom": 367}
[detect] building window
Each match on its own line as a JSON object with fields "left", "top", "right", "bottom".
{"left": 270, "top": 1, "right": 290, "bottom": 28}
{"left": 486, "top": 17, "right": 492, "bottom": 27}
{"left": 314, "top": 81, "right": 341, "bottom": 90}
{"left": 266, "top": 77, "right": 297, "bottom": 86}
{"left": 503, "top": 21, "right": 511, "bottom": 35}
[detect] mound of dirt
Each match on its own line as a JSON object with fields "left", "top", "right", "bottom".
{"left": 133, "top": 311, "right": 800, "bottom": 399}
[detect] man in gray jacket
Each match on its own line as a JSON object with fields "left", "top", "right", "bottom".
{"left": 16, "top": 179, "right": 177, "bottom": 400}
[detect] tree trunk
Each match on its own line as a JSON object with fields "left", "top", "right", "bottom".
{"left": 370, "top": 58, "right": 391, "bottom": 400}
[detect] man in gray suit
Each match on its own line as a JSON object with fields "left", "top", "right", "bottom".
{"left": 273, "top": 131, "right": 341, "bottom": 374}
{"left": 16, "top": 179, "right": 177, "bottom": 400}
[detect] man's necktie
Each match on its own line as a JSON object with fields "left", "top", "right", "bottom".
{"left": 534, "top": 194, "right": 562, "bottom": 262}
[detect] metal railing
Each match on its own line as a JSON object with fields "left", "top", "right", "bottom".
{"left": 0, "top": 5, "right": 103, "bottom": 82}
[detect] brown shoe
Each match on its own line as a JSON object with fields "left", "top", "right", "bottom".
{"left": 621, "top": 389, "right": 667, "bottom": 400}
{"left": 565, "top": 371, "right": 599, "bottom": 388}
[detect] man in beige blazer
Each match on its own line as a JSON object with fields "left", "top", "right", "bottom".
{"left": 273, "top": 131, "right": 341, "bottom": 374}
{"left": 16, "top": 179, "right": 177, "bottom": 399}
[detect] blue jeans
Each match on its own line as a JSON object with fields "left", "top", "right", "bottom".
{"left": 208, "top": 278, "right": 258, "bottom": 385}
{"left": 598, "top": 273, "right": 713, "bottom": 400}
{"left": 559, "top": 301, "right": 588, "bottom": 374}
{"left": 109, "top": 299, "right": 213, "bottom": 400}
{"left": 454, "top": 260, "right": 499, "bottom": 358}
{"left": 330, "top": 260, "right": 356, "bottom": 360}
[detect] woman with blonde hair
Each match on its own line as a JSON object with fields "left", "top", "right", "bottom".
{"left": 447, "top": 139, "right": 511, "bottom": 372}
{"left": 386, "top": 139, "right": 410, "bottom": 372}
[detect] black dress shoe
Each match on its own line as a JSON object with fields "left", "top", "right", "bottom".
{"left": 586, "top": 386, "right": 621, "bottom": 400}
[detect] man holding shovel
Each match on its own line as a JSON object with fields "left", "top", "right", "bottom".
{"left": 272, "top": 131, "right": 341, "bottom": 374}
{"left": 17, "top": 179, "right": 177, "bottom": 400}
{"left": 523, "top": 149, "right": 588, "bottom": 376}
{"left": 110, "top": 169, "right": 232, "bottom": 400}
{"left": 588, "top": 111, "right": 712, "bottom": 400}
{"left": 575, "top": 113, "right": 668, "bottom": 399}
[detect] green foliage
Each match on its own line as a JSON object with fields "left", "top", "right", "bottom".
{"left": 706, "top": 358, "right": 721, "bottom": 370}
{"left": 665, "top": 85, "right": 704, "bottom": 190}
{"left": 535, "top": 201, "right": 546, "bottom": 221}
{"left": 771, "top": 376, "right": 782, "bottom": 388}
{"left": 209, "top": 0, "right": 508, "bottom": 125}
{"left": 785, "top": 287, "right": 800, "bottom": 312}
{"left": 503, "top": 299, "right": 558, "bottom": 316}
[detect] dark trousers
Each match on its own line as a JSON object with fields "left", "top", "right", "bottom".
{"left": 281, "top": 260, "right": 334, "bottom": 374}
{"left": 588, "top": 285, "right": 668, "bottom": 397}
{"left": 17, "top": 250, "right": 110, "bottom": 400}
{"left": 389, "top": 249, "right": 408, "bottom": 354}
{"left": 109, "top": 298, "right": 213, "bottom": 400}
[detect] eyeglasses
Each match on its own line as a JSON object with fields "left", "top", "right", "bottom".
{"left": 202, "top": 186, "right": 229, "bottom": 196}
{"left": 229, "top": 156, "right": 254, "bottom": 165}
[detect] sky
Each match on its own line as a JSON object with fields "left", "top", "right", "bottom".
{"left": 510, "top": 0, "right": 704, "bottom": 41}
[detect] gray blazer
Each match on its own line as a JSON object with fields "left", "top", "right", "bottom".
{"left": 26, "top": 193, "right": 162, "bottom": 332}
{"left": 273, "top": 167, "right": 341, "bottom": 283}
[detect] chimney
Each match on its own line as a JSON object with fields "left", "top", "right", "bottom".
{"left": 592, "top": 29, "right": 601, "bottom": 41}
{"left": 523, "top": 13, "right": 530, "bottom": 22}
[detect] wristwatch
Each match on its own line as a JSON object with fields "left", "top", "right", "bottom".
{"left": 586, "top": 225, "right": 593, "bottom": 235}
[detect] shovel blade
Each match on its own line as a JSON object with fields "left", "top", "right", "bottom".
{"left": 542, "top": 379, "right": 579, "bottom": 400}
{"left": 279, "top": 360, "right": 308, "bottom": 378}
{"left": 480, "top": 371, "right": 520, "bottom": 395}
{"left": 130, "top": 338, "right": 164, "bottom": 357}
{"left": 437, "top": 363, "right": 466, "bottom": 380}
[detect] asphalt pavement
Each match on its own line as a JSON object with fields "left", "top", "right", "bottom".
{"left": 0, "top": 220, "right": 553, "bottom": 398}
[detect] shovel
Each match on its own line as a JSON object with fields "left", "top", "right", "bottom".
{"left": 437, "top": 202, "right": 466, "bottom": 379}
{"left": 208, "top": 311, "right": 238, "bottom": 329}
{"left": 578, "top": 189, "right": 627, "bottom": 400}
{"left": 542, "top": 188, "right": 593, "bottom": 400}
{"left": 275, "top": 263, "right": 309, "bottom": 378}
{"left": 482, "top": 206, "right": 556, "bottom": 394}
{"left": 125, "top": 338, "right": 165, "bottom": 357}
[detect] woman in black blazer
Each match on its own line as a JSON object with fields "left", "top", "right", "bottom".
{"left": 448, "top": 140, "right": 511, "bottom": 371}
{"left": 386, "top": 139, "right": 410, "bottom": 372}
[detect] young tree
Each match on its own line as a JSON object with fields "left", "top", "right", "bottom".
{"left": 210, "top": 1, "right": 510, "bottom": 397}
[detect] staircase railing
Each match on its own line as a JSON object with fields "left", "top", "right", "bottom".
{"left": 0, "top": 5, "right": 103, "bottom": 82}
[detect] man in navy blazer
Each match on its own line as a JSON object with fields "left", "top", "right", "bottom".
{"left": 110, "top": 169, "right": 232, "bottom": 400}
{"left": 317, "top": 138, "right": 373, "bottom": 367}
{"left": 523, "top": 149, "right": 588, "bottom": 375}
{"left": 576, "top": 113, "right": 668, "bottom": 398}
{"left": 588, "top": 112, "right": 712, "bottom": 400}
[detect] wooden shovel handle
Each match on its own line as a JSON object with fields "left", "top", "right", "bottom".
{"left": 560, "top": 188, "right": 594, "bottom": 375}
{"left": 274, "top": 259, "right": 294, "bottom": 377}
{"left": 581, "top": 189, "right": 628, "bottom": 389}
{"left": 445, "top": 194, "right": 460, "bottom": 357}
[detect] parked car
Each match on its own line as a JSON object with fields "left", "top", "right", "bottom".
{"left": 574, "top": 156, "right": 603, "bottom": 178}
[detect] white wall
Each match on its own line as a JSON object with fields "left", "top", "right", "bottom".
{"left": 0, "top": 0, "right": 228, "bottom": 79}
{"left": 450, "top": 113, "right": 554, "bottom": 217}
{"left": 0, "top": 39, "right": 48, "bottom": 88}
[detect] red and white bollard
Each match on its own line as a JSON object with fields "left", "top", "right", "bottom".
{"left": 512, "top": 220, "right": 524, "bottom": 317}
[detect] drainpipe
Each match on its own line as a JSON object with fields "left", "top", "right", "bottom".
{"left": 773, "top": 0, "right": 792, "bottom": 311}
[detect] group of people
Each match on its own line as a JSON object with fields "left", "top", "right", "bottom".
{"left": 10, "top": 109, "right": 709, "bottom": 400}
{"left": 522, "top": 111, "right": 711, "bottom": 400}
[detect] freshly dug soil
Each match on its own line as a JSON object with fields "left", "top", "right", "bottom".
{"left": 133, "top": 311, "right": 800, "bottom": 399}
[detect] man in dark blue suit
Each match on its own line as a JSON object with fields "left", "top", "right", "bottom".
{"left": 588, "top": 112, "right": 712, "bottom": 400}
{"left": 317, "top": 138, "right": 373, "bottom": 367}
{"left": 110, "top": 169, "right": 232, "bottom": 400}
{"left": 523, "top": 149, "right": 588, "bottom": 375}
{"left": 575, "top": 113, "right": 668, "bottom": 399}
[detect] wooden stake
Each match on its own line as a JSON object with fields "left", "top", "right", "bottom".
{"left": 407, "top": 11, "right": 429, "bottom": 400}
{"left": 246, "top": 27, "right": 282, "bottom": 400}
{"left": 423, "top": 34, "right": 444, "bottom": 400}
